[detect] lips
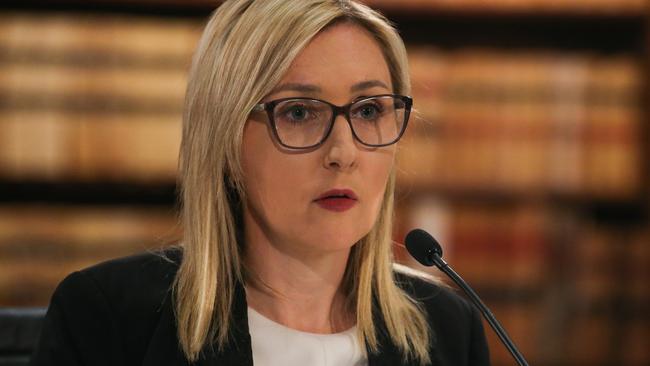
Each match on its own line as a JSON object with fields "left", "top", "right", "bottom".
{"left": 314, "top": 189, "right": 358, "bottom": 212}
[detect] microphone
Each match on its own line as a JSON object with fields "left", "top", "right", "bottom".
{"left": 405, "top": 228, "right": 530, "bottom": 366}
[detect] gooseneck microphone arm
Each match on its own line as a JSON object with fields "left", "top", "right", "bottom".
{"left": 431, "top": 248, "right": 529, "bottom": 366}
{"left": 405, "top": 229, "right": 530, "bottom": 366}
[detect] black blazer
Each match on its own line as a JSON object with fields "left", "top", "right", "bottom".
{"left": 30, "top": 249, "right": 490, "bottom": 366}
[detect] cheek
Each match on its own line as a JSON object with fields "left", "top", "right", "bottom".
{"left": 241, "top": 122, "right": 312, "bottom": 219}
{"left": 242, "top": 122, "right": 274, "bottom": 211}
{"left": 364, "top": 149, "right": 395, "bottom": 204}
{"left": 345, "top": 149, "right": 394, "bottom": 236}
{"left": 243, "top": 135, "right": 278, "bottom": 203}
{"left": 248, "top": 161, "right": 305, "bottom": 209}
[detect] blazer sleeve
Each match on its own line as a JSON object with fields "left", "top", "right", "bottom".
{"left": 30, "top": 271, "right": 125, "bottom": 366}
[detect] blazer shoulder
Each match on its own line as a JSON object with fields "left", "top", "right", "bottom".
{"left": 75, "top": 246, "right": 182, "bottom": 311}
{"left": 394, "top": 266, "right": 477, "bottom": 324}
{"left": 80, "top": 246, "right": 182, "bottom": 287}
{"left": 393, "top": 264, "right": 471, "bottom": 312}
{"left": 393, "top": 265, "right": 491, "bottom": 366}
{"left": 33, "top": 247, "right": 184, "bottom": 366}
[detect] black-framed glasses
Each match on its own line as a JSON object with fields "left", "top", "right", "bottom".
{"left": 251, "top": 94, "right": 412, "bottom": 150}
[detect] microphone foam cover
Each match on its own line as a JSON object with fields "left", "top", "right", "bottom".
{"left": 404, "top": 229, "right": 443, "bottom": 267}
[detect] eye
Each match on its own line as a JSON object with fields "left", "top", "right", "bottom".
{"left": 288, "top": 105, "right": 308, "bottom": 120}
{"left": 353, "top": 101, "right": 383, "bottom": 120}
{"left": 277, "top": 102, "right": 320, "bottom": 123}
{"left": 287, "top": 106, "right": 307, "bottom": 121}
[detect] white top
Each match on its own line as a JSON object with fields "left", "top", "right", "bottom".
{"left": 247, "top": 307, "right": 368, "bottom": 366}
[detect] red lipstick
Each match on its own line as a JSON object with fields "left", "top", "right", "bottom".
{"left": 314, "top": 189, "right": 358, "bottom": 212}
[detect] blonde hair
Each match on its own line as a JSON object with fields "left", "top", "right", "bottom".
{"left": 174, "top": 0, "right": 431, "bottom": 364}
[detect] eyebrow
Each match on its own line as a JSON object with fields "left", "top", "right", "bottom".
{"left": 350, "top": 80, "right": 390, "bottom": 93}
{"left": 269, "top": 79, "right": 390, "bottom": 95}
{"left": 270, "top": 83, "right": 321, "bottom": 95}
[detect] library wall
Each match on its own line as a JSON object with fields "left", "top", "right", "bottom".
{"left": 0, "top": 1, "right": 648, "bottom": 366}
{"left": 0, "top": 12, "right": 192, "bottom": 309}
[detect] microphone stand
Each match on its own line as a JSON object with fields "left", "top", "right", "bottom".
{"left": 430, "top": 251, "right": 530, "bottom": 366}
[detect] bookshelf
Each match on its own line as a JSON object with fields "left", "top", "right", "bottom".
{"left": 0, "top": 1, "right": 648, "bottom": 365}
{"left": 387, "top": 2, "right": 649, "bottom": 366}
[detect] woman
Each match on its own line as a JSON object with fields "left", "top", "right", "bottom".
{"left": 31, "top": 1, "right": 489, "bottom": 365}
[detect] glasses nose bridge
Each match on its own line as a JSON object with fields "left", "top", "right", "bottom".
{"left": 317, "top": 101, "right": 357, "bottom": 149}
{"left": 329, "top": 103, "right": 355, "bottom": 132}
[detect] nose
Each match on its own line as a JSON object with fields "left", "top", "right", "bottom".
{"left": 323, "top": 114, "right": 358, "bottom": 171}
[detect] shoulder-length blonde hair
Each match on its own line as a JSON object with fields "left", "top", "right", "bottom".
{"left": 174, "top": 0, "right": 431, "bottom": 364}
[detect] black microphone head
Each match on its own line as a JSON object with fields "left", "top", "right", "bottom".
{"left": 404, "top": 229, "right": 443, "bottom": 267}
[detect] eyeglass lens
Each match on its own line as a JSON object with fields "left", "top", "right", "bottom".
{"left": 272, "top": 96, "right": 406, "bottom": 148}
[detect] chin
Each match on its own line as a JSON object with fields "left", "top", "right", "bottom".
{"left": 305, "top": 228, "right": 369, "bottom": 252}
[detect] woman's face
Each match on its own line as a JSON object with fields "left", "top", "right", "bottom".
{"left": 241, "top": 22, "right": 396, "bottom": 256}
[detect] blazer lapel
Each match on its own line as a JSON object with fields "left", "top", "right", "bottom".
{"left": 196, "top": 283, "right": 253, "bottom": 366}
{"left": 365, "top": 294, "right": 404, "bottom": 366}
{"left": 366, "top": 328, "right": 440, "bottom": 366}
{"left": 141, "top": 293, "right": 190, "bottom": 366}
{"left": 366, "top": 334, "right": 404, "bottom": 366}
{"left": 365, "top": 295, "right": 439, "bottom": 366}
{"left": 142, "top": 282, "right": 253, "bottom": 366}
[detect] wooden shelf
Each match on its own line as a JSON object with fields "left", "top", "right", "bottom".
{"left": 1, "top": 0, "right": 646, "bottom": 19}
{"left": 396, "top": 183, "right": 647, "bottom": 211}
{"left": 392, "top": 12, "right": 645, "bottom": 53}
{"left": 364, "top": 0, "right": 646, "bottom": 18}
{"left": 0, "top": 181, "right": 177, "bottom": 205}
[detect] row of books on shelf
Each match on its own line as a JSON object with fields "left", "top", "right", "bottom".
{"left": 0, "top": 112, "right": 182, "bottom": 181}
{"left": 408, "top": 48, "right": 641, "bottom": 117}
{"left": 474, "top": 300, "right": 647, "bottom": 365}
{"left": 570, "top": 223, "right": 648, "bottom": 307}
{"left": 0, "top": 12, "right": 200, "bottom": 62}
{"left": 0, "top": 205, "right": 180, "bottom": 305}
{"left": 475, "top": 303, "right": 649, "bottom": 366}
{"left": 395, "top": 117, "right": 640, "bottom": 198}
{"left": 0, "top": 12, "right": 193, "bottom": 112}
{"left": 0, "top": 64, "right": 187, "bottom": 112}
{"left": 394, "top": 199, "right": 648, "bottom": 302}
{"left": 562, "top": 312, "right": 649, "bottom": 366}
{"left": 400, "top": 49, "right": 642, "bottom": 198}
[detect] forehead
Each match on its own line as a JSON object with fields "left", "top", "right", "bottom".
{"left": 277, "top": 21, "right": 393, "bottom": 93}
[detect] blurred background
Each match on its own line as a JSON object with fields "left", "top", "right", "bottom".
{"left": 0, "top": 0, "right": 647, "bottom": 365}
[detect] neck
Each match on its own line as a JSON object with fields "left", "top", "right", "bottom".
{"left": 243, "top": 231, "right": 355, "bottom": 334}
